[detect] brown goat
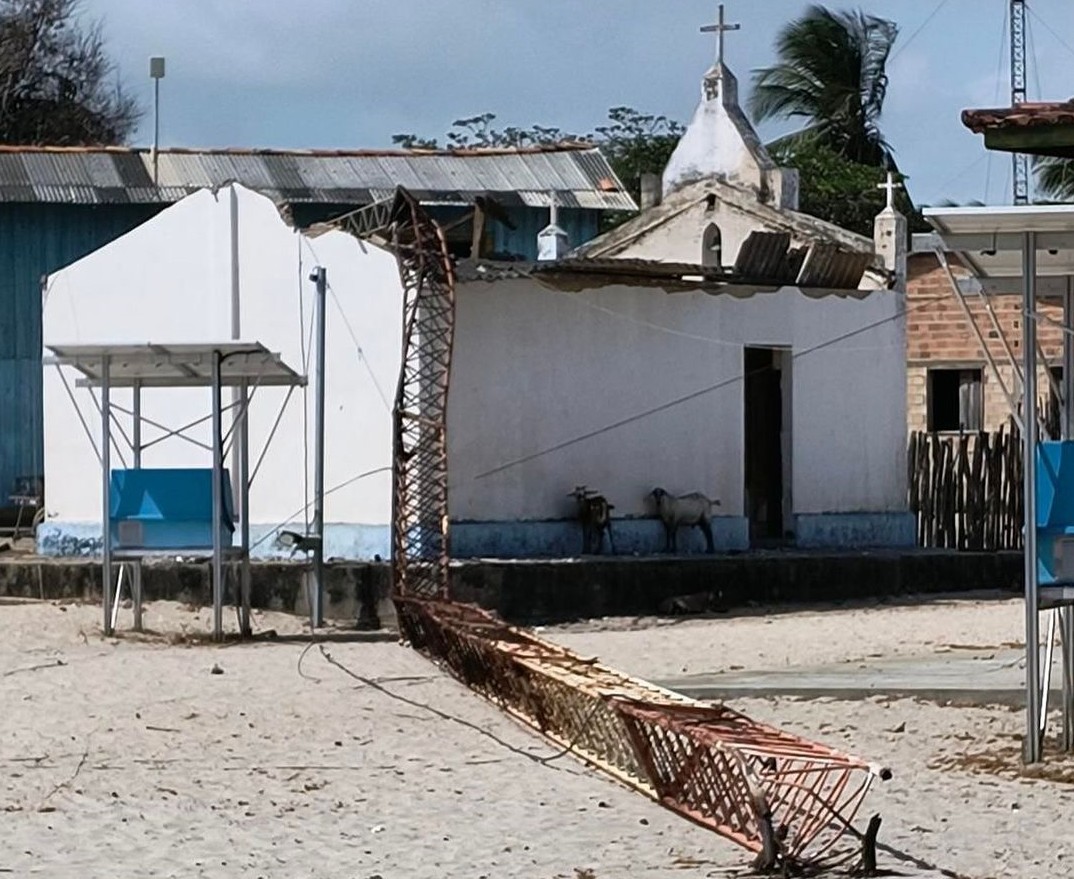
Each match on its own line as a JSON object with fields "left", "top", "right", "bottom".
{"left": 568, "top": 485, "right": 615, "bottom": 555}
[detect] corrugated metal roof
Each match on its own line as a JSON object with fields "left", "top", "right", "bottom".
{"left": 0, "top": 144, "right": 636, "bottom": 212}
{"left": 733, "top": 231, "right": 795, "bottom": 283}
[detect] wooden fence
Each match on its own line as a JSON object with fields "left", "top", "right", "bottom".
{"left": 908, "top": 424, "right": 1023, "bottom": 551}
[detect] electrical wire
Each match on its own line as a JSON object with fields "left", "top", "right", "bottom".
{"left": 985, "top": 3, "right": 1010, "bottom": 203}
{"left": 468, "top": 294, "right": 942, "bottom": 482}
{"left": 889, "top": 0, "right": 953, "bottom": 64}
{"left": 298, "top": 236, "right": 312, "bottom": 536}
{"left": 326, "top": 280, "right": 392, "bottom": 409}
{"left": 248, "top": 465, "right": 392, "bottom": 553}
{"left": 1026, "top": 10, "right": 1044, "bottom": 103}
{"left": 1027, "top": 3, "right": 1074, "bottom": 63}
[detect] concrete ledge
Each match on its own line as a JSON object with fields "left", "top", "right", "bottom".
{"left": 0, "top": 549, "right": 1024, "bottom": 627}
{"left": 0, "top": 558, "right": 397, "bottom": 629}
{"left": 450, "top": 549, "right": 1023, "bottom": 624}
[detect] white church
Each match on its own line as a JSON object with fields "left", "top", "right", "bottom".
{"left": 38, "top": 46, "right": 912, "bottom": 560}
{"left": 446, "top": 55, "right": 912, "bottom": 555}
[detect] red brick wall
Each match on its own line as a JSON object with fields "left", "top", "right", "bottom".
{"left": 907, "top": 254, "right": 1063, "bottom": 365}
{"left": 907, "top": 253, "right": 1063, "bottom": 433}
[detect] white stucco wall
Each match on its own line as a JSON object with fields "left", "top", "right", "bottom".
{"left": 448, "top": 278, "right": 906, "bottom": 525}
{"left": 41, "top": 184, "right": 401, "bottom": 555}
{"left": 610, "top": 200, "right": 762, "bottom": 268}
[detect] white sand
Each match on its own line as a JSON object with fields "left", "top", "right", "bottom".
{"left": 2, "top": 595, "right": 1072, "bottom": 878}
{"left": 544, "top": 592, "right": 1027, "bottom": 680}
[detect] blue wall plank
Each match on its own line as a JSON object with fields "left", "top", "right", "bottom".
{"left": 0, "top": 203, "right": 163, "bottom": 497}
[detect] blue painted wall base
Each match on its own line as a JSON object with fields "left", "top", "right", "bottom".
{"left": 38, "top": 521, "right": 391, "bottom": 561}
{"left": 450, "top": 517, "right": 750, "bottom": 559}
{"left": 40, "top": 511, "right": 915, "bottom": 560}
{"left": 792, "top": 512, "right": 916, "bottom": 548}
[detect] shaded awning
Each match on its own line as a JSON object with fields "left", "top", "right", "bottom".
{"left": 43, "top": 342, "right": 306, "bottom": 389}
{"left": 924, "top": 204, "right": 1074, "bottom": 295}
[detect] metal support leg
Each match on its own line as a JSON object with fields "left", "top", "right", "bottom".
{"left": 1023, "top": 231, "right": 1042, "bottom": 764}
{"left": 211, "top": 351, "right": 224, "bottom": 642}
{"left": 1063, "top": 608, "right": 1074, "bottom": 752}
{"left": 110, "top": 564, "right": 125, "bottom": 633}
{"left": 132, "top": 380, "right": 142, "bottom": 469}
{"left": 239, "top": 379, "right": 251, "bottom": 637}
{"left": 1063, "top": 284, "right": 1074, "bottom": 751}
{"left": 133, "top": 560, "right": 143, "bottom": 633}
{"left": 101, "top": 357, "right": 113, "bottom": 637}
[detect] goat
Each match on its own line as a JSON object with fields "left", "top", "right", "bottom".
{"left": 569, "top": 485, "right": 615, "bottom": 555}
{"left": 649, "top": 487, "right": 720, "bottom": 554}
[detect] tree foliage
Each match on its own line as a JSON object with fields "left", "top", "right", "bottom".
{"left": 750, "top": 5, "right": 898, "bottom": 169}
{"left": 0, "top": 0, "right": 139, "bottom": 145}
{"left": 769, "top": 137, "right": 925, "bottom": 237}
{"left": 1034, "top": 156, "right": 1074, "bottom": 202}
{"left": 392, "top": 106, "right": 683, "bottom": 206}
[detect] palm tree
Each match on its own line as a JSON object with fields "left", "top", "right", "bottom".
{"left": 1035, "top": 157, "right": 1074, "bottom": 202}
{"left": 749, "top": 5, "right": 898, "bottom": 169}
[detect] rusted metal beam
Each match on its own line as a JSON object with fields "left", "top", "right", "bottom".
{"left": 335, "top": 186, "right": 893, "bottom": 874}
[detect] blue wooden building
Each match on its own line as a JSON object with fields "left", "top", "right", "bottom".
{"left": 0, "top": 144, "right": 634, "bottom": 511}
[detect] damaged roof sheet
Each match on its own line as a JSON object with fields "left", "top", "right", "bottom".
{"left": 0, "top": 144, "right": 636, "bottom": 211}
{"left": 457, "top": 240, "right": 882, "bottom": 295}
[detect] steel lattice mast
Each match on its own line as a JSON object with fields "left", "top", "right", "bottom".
{"left": 1011, "top": 0, "right": 1030, "bottom": 204}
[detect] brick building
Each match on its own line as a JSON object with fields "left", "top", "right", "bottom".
{"left": 906, "top": 243, "right": 1063, "bottom": 435}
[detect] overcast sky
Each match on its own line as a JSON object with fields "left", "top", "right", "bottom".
{"left": 81, "top": 0, "right": 1074, "bottom": 207}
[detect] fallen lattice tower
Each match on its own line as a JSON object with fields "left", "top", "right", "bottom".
{"left": 332, "top": 186, "right": 892, "bottom": 874}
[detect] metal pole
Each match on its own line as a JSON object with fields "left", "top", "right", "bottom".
{"left": 239, "top": 378, "right": 252, "bottom": 638}
{"left": 211, "top": 350, "right": 224, "bottom": 641}
{"left": 311, "top": 266, "right": 327, "bottom": 628}
{"left": 1024, "top": 231, "right": 1042, "bottom": 763}
{"left": 229, "top": 184, "right": 243, "bottom": 523}
{"left": 132, "top": 380, "right": 142, "bottom": 469}
{"left": 101, "top": 356, "right": 113, "bottom": 637}
{"left": 1064, "top": 283, "right": 1074, "bottom": 751}
{"left": 152, "top": 76, "right": 160, "bottom": 186}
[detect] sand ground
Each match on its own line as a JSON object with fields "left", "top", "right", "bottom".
{"left": 3, "top": 594, "right": 1073, "bottom": 878}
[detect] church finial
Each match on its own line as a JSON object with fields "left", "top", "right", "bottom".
{"left": 877, "top": 171, "right": 902, "bottom": 211}
{"left": 700, "top": 3, "right": 740, "bottom": 68}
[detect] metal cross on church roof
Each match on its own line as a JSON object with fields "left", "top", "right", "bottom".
{"left": 877, "top": 171, "right": 902, "bottom": 209}
{"left": 700, "top": 4, "right": 741, "bottom": 67}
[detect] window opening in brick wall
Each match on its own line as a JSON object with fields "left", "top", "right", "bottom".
{"left": 927, "top": 368, "right": 982, "bottom": 432}
{"left": 1048, "top": 365, "right": 1063, "bottom": 439}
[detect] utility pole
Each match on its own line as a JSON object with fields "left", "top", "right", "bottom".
{"left": 1010, "top": 0, "right": 1029, "bottom": 204}
{"left": 149, "top": 57, "right": 165, "bottom": 186}
{"left": 310, "top": 266, "right": 327, "bottom": 628}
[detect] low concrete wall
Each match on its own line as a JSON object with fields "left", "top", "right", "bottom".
{"left": 449, "top": 550, "right": 1024, "bottom": 624}
{"left": 0, "top": 550, "right": 1021, "bottom": 628}
{"left": 0, "top": 559, "right": 397, "bottom": 629}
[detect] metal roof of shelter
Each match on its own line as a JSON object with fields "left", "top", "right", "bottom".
{"left": 43, "top": 342, "right": 306, "bottom": 389}
{"left": 924, "top": 204, "right": 1074, "bottom": 295}
{"left": 0, "top": 144, "right": 635, "bottom": 211}
{"left": 962, "top": 100, "right": 1074, "bottom": 159}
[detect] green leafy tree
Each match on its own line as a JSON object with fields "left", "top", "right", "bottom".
{"left": 0, "top": 0, "right": 140, "bottom": 145}
{"left": 770, "top": 138, "right": 927, "bottom": 236}
{"left": 749, "top": 5, "right": 898, "bottom": 169}
{"left": 1035, "top": 156, "right": 1074, "bottom": 202}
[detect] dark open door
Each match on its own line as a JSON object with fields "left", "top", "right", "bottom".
{"left": 744, "top": 347, "right": 785, "bottom": 546}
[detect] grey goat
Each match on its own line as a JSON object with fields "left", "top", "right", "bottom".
{"left": 649, "top": 487, "right": 720, "bottom": 554}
